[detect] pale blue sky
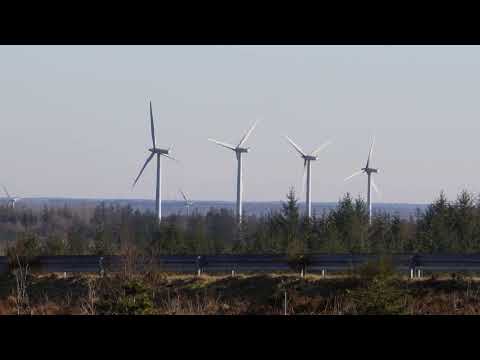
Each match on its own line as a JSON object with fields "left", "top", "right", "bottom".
{"left": 1, "top": 45, "right": 479, "bottom": 204}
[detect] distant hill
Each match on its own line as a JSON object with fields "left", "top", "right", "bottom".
{"left": 4, "top": 197, "right": 428, "bottom": 220}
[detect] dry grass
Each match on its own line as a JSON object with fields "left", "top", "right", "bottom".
{"left": 158, "top": 290, "right": 234, "bottom": 315}
{"left": 79, "top": 279, "right": 98, "bottom": 315}
{"left": 1, "top": 272, "right": 480, "bottom": 314}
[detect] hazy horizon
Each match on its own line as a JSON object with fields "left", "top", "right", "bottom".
{"left": 2, "top": 195, "right": 430, "bottom": 205}
{"left": 1, "top": 45, "right": 480, "bottom": 204}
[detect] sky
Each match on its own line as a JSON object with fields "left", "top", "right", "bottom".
{"left": 0, "top": 45, "right": 480, "bottom": 204}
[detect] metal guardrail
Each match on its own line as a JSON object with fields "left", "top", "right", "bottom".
{"left": 2, "top": 254, "right": 480, "bottom": 275}
{"left": 0, "top": 257, "right": 7, "bottom": 274}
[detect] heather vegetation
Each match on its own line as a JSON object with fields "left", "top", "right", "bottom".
{"left": 1, "top": 188, "right": 480, "bottom": 257}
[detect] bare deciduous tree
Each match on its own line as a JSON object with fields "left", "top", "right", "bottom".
{"left": 12, "top": 255, "right": 30, "bottom": 315}
{"left": 80, "top": 279, "right": 98, "bottom": 315}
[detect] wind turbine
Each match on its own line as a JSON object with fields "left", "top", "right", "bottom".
{"left": 344, "top": 137, "right": 380, "bottom": 225}
{"left": 284, "top": 136, "right": 332, "bottom": 218}
{"left": 179, "top": 189, "right": 194, "bottom": 216}
{"left": 208, "top": 120, "right": 258, "bottom": 224}
{"left": 132, "top": 101, "right": 177, "bottom": 222}
{"left": 2, "top": 185, "right": 21, "bottom": 209}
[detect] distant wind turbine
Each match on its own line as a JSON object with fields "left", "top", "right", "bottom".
{"left": 344, "top": 137, "right": 380, "bottom": 225}
{"left": 208, "top": 120, "right": 259, "bottom": 224}
{"left": 2, "top": 185, "right": 21, "bottom": 209}
{"left": 284, "top": 136, "right": 332, "bottom": 218}
{"left": 179, "top": 189, "right": 194, "bottom": 216}
{"left": 132, "top": 101, "right": 177, "bottom": 222}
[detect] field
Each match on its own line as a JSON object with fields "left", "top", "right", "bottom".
{"left": 1, "top": 268, "right": 480, "bottom": 315}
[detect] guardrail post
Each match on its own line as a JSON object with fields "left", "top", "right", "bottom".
{"left": 196, "top": 256, "right": 203, "bottom": 277}
{"left": 99, "top": 257, "right": 104, "bottom": 278}
{"left": 417, "top": 269, "right": 421, "bottom": 279}
{"left": 231, "top": 269, "right": 235, "bottom": 277}
{"left": 63, "top": 272, "right": 67, "bottom": 279}
{"left": 322, "top": 269, "right": 326, "bottom": 278}
{"left": 300, "top": 269, "right": 304, "bottom": 278}
{"left": 410, "top": 255, "right": 420, "bottom": 280}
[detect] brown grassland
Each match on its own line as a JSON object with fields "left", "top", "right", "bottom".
{"left": 1, "top": 266, "right": 480, "bottom": 315}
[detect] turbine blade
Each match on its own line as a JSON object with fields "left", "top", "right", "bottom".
{"left": 208, "top": 138, "right": 236, "bottom": 151}
{"left": 133, "top": 153, "right": 155, "bottom": 188}
{"left": 371, "top": 178, "right": 381, "bottom": 196}
{"left": 2, "top": 185, "right": 10, "bottom": 199}
{"left": 284, "top": 136, "right": 306, "bottom": 157}
{"left": 161, "top": 153, "right": 179, "bottom": 162}
{"left": 150, "top": 101, "right": 156, "bottom": 148}
{"left": 344, "top": 170, "right": 363, "bottom": 182}
{"left": 365, "top": 136, "right": 375, "bottom": 169}
{"left": 237, "top": 120, "right": 258, "bottom": 147}
{"left": 179, "top": 189, "right": 188, "bottom": 202}
{"left": 311, "top": 140, "right": 333, "bottom": 156}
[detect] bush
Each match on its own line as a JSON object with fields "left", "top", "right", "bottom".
{"left": 347, "top": 256, "right": 407, "bottom": 314}
{"left": 356, "top": 256, "right": 396, "bottom": 281}
{"left": 96, "top": 277, "right": 155, "bottom": 315}
{"left": 346, "top": 277, "right": 407, "bottom": 315}
{"left": 5, "top": 232, "right": 43, "bottom": 273}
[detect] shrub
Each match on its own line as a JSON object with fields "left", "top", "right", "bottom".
{"left": 96, "top": 277, "right": 155, "bottom": 315}
{"left": 346, "top": 277, "right": 407, "bottom": 315}
{"left": 356, "top": 256, "right": 396, "bottom": 281}
{"left": 345, "top": 256, "right": 408, "bottom": 314}
{"left": 6, "top": 232, "right": 43, "bottom": 273}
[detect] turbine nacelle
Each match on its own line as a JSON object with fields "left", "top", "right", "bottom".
{"left": 362, "top": 167, "right": 379, "bottom": 174}
{"left": 303, "top": 155, "right": 318, "bottom": 161}
{"left": 236, "top": 147, "right": 250, "bottom": 154}
{"left": 149, "top": 148, "right": 171, "bottom": 155}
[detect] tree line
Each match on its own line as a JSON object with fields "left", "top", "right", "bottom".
{"left": 2, "top": 188, "right": 480, "bottom": 257}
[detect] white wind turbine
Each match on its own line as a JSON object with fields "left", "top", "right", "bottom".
{"left": 284, "top": 136, "right": 332, "bottom": 218}
{"left": 179, "top": 189, "right": 194, "bottom": 216}
{"left": 344, "top": 137, "right": 381, "bottom": 225}
{"left": 208, "top": 120, "right": 258, "bottom": 224}
{"left": 133, "top": 101, "right": 177, "bottom": 222}
{"left": 2, "top": 185, "right": 21, "bottom": 209}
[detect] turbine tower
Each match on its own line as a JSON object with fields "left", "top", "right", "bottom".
{"left": 2, "top": 185, "right": 21, "bottom": 209}
{"left": 284, "top": 136, "right": 332, "bottom": 218}
{"left": 344, "top": 137, "right": 380, "bottom": 225}
{"left": 133, "top": 102, "right": 176, "bottom": 222}
{"left": 179, "top": 189, "right": 194, "bottom": 216}
{"left": 208, "top": 120, "right": 258, "bottom": 224}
